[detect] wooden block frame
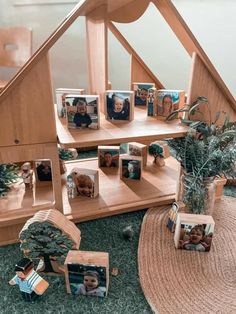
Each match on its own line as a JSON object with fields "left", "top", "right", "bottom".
{"left": 56, "top": 88, "right": 85, "bottom": 119}
{"left": 174, "top": 213, "right": 215, "bottom": 252}
{"left": 156, "top": 89, "right": 185, "bottom": 118}
{"left": 64, "top": 250, "right": 109, "bottom": 297}
{"left": 34, "top": 159, "right": 52, "bottom": 184}
{"left": 69, "top": 167, "right": 99, "bottom": 198}
{"left": 132, "top": 82, "right": 155, "bottom": 106}
{"left": 98, "top": 145, "right": 120, "bottom": 168}
{"left": 65, "top": 94, "right": 100, "bottom": 130}
{"left": 127, "top": 142, "right": 147, "bottom": 166}
{"left": 120, "top": 154, "right": 142, "bottom": 180}
{"left": 105, "top": 90, "right": 134, "bottom": 122}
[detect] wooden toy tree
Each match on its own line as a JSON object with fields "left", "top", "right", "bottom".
{"left": 19, "top": 209, "right": 81, "bottom": 274}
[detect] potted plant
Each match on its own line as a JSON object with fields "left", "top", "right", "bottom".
{"left": 166, "top": 97, "right": 236, "bottom": 214}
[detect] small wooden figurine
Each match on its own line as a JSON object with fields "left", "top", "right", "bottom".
{"left": 66, "top": 175, "right": 76, "bottom": 199}
{"left": 166, "top": 202, "right": 179, "bottom": 233}
{"left": 9, "top": 258, "right": 49, "bottom": 301}
{"left": 148, "top": 143, "right": 165, "bottom": 166}
{"left": 21, "top": 162, "right": 33, "bottom": 189}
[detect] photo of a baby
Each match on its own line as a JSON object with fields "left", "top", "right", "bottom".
{"left": 178, "top": 224, "right": 214, "bottom": 252}
{"left": 105, "top": 91, "right": 134, "bottom": 121}
{"left": 65, "top": 95, "right": 99, "bottom": 129}
{"left": 68, "top": 264, "right": 107, "bottom": 298}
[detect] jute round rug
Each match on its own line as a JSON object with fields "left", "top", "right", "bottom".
{"left": 138, "top": 196, "right": 236, "bottom": 314}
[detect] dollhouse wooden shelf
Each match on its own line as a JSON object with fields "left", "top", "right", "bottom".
{"left": 61, "top": 156, "right": 178, "bottom": 222}
{"left": 56, "top": 106, "right": 188, "bottom": 148}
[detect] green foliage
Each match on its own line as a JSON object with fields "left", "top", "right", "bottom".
{"left": 166, "top": 96, "right": 236, "bottom": 213}
{"left": 0, "top": 164, "right": 19, "bottom": 197}
{"left": 148, "top": 144, "right": 164, "bottom": 157}
{"left": 20, "top": 221, "right": 75, "bottom": 263}
{"left": 58, "top": 148, "right": 73, "bottom": 160}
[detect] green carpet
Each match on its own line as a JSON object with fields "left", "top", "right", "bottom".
{"left": 0, "top": 210, "right": 152, "bottom": 314}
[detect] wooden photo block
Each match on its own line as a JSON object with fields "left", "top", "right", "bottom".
{"left": 174, "top": 213, "right": 215, "bottom": 252}
{"left": 69, "top": 167, "right": 99, "bottom": 198}
{"left": 156, "top": 90, "right": 185, "bottom": 117}
{"left": 127, "top": 142, "right": 147, "bottom": 166}
{"left": 98, "top": 146, "right": 120, "bottom": 168}
{"left": 64, "top": 250, "right": 109, "bottom": 297}
{"left": 120, "top": 155, "right": 142, "bottom": 180}
{"left": 65, "top": 94, "right": 100, "bottom": 130}
{"left": 56, "top": 88, "right": 85, "bottom": 119}
{"left": 105, "top": 90, "right": 134, "bottom": 122}
{"left": 34, "top": 159, "right": 52, "bottom": 183}
{"left": 132, "top": 82, "right": 155, "bottom": 106}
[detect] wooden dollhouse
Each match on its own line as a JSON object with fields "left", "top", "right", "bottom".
{"left": 0, "top": 0, "right": 235, "bottom": 246}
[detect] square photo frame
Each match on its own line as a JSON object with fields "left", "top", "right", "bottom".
{"left": 132, "top": 82, "right": 155, "bottom": 106}
{"left": 65, "top": 251, "right": 109, "bottom": 298}
{"left": 127, "top": 142, "right": 147, "bottom": 166}
{"left": 65, "top": 95, "right": 99, "bottom": 130}
{"left": 56, "top": 88, "right": 85, "bottom": 119}
{"left": 120, "top": 155, "right": 142, "bottom": 180}
{"left": 174, "top": 213, "right": 215, "bottom": 252}
{"left": 98, "top": 146, "right": 120, "bottom": 168}
{"left": 156, "top": 89, "right": 185, "bottom": 117}
{"left": 105, "top": 90, "right": 134, "bottom": 122}
{"left": 69, "top": 167, "right": 99, "bottom": 198}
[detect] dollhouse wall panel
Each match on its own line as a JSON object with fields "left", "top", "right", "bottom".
{"left": 0, "top": 55, "right": 56, "bottom": 147}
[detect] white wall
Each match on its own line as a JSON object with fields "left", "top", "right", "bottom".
{"left": 0, "top": 0, "right": 236, "bottom": 98}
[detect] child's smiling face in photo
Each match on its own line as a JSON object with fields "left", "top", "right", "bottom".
{"left": 189, "top": 227, "right": 204, "bottom": 244}
{"left": 114, "top": 97, "right": 124, "bottom": 112}
{"left": 84, "top": 275, "right": 99, "bottom": 291}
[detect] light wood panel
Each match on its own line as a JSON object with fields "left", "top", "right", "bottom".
{"left": 152, "top": 0, "right": 236, "bottom": 113}
{"left": 108, "top": 22, "right": 164, "bottom": 90}
{"left": 86, "top": 5, "right": 108, "bottom": 112}
{"left": 187, "top": 53, "right": 236, "bottom": 123}
{"left": 0, "top": 143, "right": 63, "bottom": 212}
{"left": 108, "top": 0, "right": 150, "bottom": 23}
{"left": 62, "top": 156, "right": 178, "bottom": 221}
{"left": 0, "top": 27, "right": 32, "bottom": 68}
{"left": 0, "top": 55, "right": 56, "bottom": 146}
{"left": 56, "top": 106, "right": 187, "bottom": 148}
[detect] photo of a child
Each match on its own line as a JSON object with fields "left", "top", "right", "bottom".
{"left": 65, "top": 95, "right": 99, "bottom": 129}
{"left": 99, "top": 150, "right": 119, "bottom": 168}
{"left": 36, "top": 160, "right": 52, "bottom": 181}
{"left": 157, "top": 90, "right": 184, "bottom": 117}
{"left": 68, "top": 264, "right": 107, "bottom": 298}
{"left": 121, "top": 159, "right": 141, "bottom": 180}
{"left": 178, "top": 224, "right": 213, "bottom": 252}
{"left": 133, "top": 83, "right": 155, "bottom": 106}
{"left": 106, "top": 91, "right": 133, "bottom": 121}
{"left": 70, "top": 168, "right": 95, "bottom": 198}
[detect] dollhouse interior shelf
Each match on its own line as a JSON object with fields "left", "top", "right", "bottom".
{"left": 56, "top": 106, "right": 188, "bottom": 148}
{"left": 61, "top": 156, "right": 178, "bottom": 222}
